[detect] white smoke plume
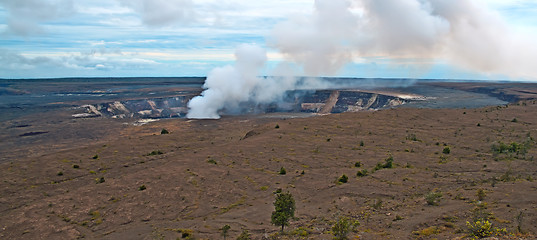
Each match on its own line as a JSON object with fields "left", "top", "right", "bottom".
{"left": 188, "top": 0, "right": 537, "bottom": 119}
{"left": 187, "top": 44, "right": 295, "bottom": 119}
{"left": 270, "top": 0, "right": 537, "bottom": 79}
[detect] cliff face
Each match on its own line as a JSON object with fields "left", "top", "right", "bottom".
{"left": 74, "top": 96, "right": 190, "bottom": 119}
{"left": 73, "top": 90, "right": 408, "bottom": 119}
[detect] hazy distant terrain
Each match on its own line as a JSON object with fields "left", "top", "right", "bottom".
{"left": 0, "top": 78, "right": 521, "bottom": 163}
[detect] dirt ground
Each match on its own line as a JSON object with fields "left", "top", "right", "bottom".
{"left": 1, "top": 100, "right": 537, "bottom": 239}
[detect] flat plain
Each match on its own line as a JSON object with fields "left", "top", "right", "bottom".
{"left": 1, "top": 82, "right": 537, "bottom": 239}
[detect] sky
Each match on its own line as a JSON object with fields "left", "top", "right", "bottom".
{"left": 1, "top": 0, "right": 537, "bottom": 80}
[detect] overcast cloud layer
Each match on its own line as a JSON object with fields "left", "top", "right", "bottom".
{"left": 1, "top": 0, "right": 537, "bottom": 80}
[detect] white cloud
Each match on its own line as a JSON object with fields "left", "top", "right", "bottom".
{"left": 116, "top": 0, "right": 197, "bottom": 26}
{"left": 0, "top": 0, "right": 75, "bottom": 36}
{"left": 0, "top": 48, "right": 159, "bottom": 73}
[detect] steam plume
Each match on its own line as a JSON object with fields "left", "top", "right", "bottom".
{"left": 187, "top": 0, "right": 537, "bottom": 119}
{"left": 187, "top": 44, "right": 271, "bottom": 119}
{"left": 270, "top": 0, "right": 537, "bottom": 79}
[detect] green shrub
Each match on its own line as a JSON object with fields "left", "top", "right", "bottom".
{"left": 95, "top": 177, "right": 105, "bottom": 184}
{"left": 332, "top": 216, "right": 359, "bottom": 240}
{"left": 236, "top": 229, "right": 251, "bottom": 240}
{"left": 72, "top": 164, "right": 80, "bottom": 169}
{"left": 466, "top": 220, "right": 506, "bottom": 238}
{"left": 356, "top": 169, "right": 368, "bottom": 177}
{"left": 374, "top": 156, "right": 394, "bottom": 171}
{"left": 92, "top": 154, "right": 99, "bottom": 159}
{"left": 207, "top": 159, "right": 217, "bottom": 164}
{"left": 406, "top": 133, "right": 419, "bottom": 141}
{"left": 279, "top": 167, "right": 286, "bottom": 175}
{"left": 338, "top": 174, "right": 348, "bottom": 183}
{"left": 354, "top": 162, "right": 361, "bottom": 168}
{"left": 443, "top": 146, "right": 451, "bottom": 154}
{"left": 138, "top": 185, "right": 146, "bottom": 191}
{"left": 291, "top": 227, "right": 309, "bottom": 237}
{"left": 147, "top": 150, "right": 163, "bottom": 156}
{"left": 425, "top": 191, "right": 443, "bottom": 206}
{"left": 491, "top": 141, "right": 529, "bottom": 157}
{"left": 177, "top": 229, "right": 193, "bottom": 239}
{"left": 160, "top": 128, "right": 169, "bottom": 134}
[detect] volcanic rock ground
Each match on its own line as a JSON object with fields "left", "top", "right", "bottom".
{"left": 1, "top": 97, "right": 537, "bottom": 239}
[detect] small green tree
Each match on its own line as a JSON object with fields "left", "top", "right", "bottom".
{"left": 271, "top": 192, "right": 296, "bottom": 232}
{"left": 221, "top": 224, "right": 230, "bottom": 240}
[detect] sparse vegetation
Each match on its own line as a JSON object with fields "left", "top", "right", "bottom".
{"left": 95, "top": 177, "right": 105, "bottom": 184}
{"left": 271, "top": 192, "right": 296, "bottom": 232}
{"left": 92, "top": 154, "right": 99, "bottom": 159}
{"left": 356, "top": 169, "right": 368, "bottom": 177}
{"left": 466, "top": 220, "right": 506, "bottom": 239}
{"left": 371, "top": 198, "right": 383, "bottom": 210}
{"left": 413, "top": 226, "right": 440, "bottom": 237}
{"left": 406, "top": 133, "right": 419, "bottom": 141}
{"left": 491, "top": 141, "right": 530, "bottom": 158}
{"left": 476, "top": 189, "right": 486, "bottom": 201}
{"left": 331, "top": 216, "right": 359, "bottom": 240}
{"left": 5, "top": 91, "right": 537, "bottom": 239}
{"left": 177, "top": 229, "right": 194, "bottom": 239}
{"left": 516, "top": 211, "right": 525, "bottom": 233}
{"left": 425, "top": 191, "right": 443, "bottom": 206}
{"left": 147, "top": 150, "right": 163, "bottom": 156}
{"left": 291, "top": 227, "right": 310, "bottom": 237}
{"left": 207, "top": 158, "right": 217, "bottom": 164}
{"left": 160, "top": 128, "right": 169, "bottom": 134}
{"left": 374, "top": 155, "right": 394, "bottom": 171}
{"left": 236, "top": 229, "right": 251, "bottom": 240}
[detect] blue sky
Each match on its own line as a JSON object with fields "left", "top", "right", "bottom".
{"left": 1, "top": 0, "right": 537, "bottom": 80}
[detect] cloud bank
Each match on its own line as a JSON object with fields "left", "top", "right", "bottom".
{"left": 270, "top": 0, "right": 537, "bottom": 79}
{"left": 116, "top": 0, "right": 196, "bottom": 26}
{"left": 0, "top": 0, "right": 74, "bottom": 36}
